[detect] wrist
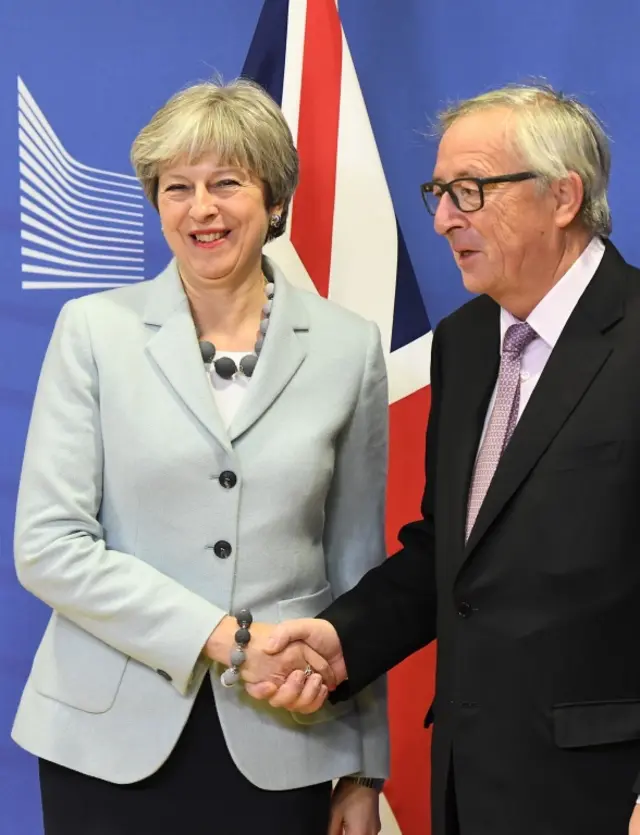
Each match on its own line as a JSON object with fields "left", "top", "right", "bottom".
{"left": 220, "top": 610, "right": 253, "bottom": 687}
{"left": 204, "top": 615, "right": 237, "bottom": 665}
{"left": 341, "top": 775, "right": 385, "bottom": 793}
{"left": 317, "top": 619, "right": 348, "bottom": 683}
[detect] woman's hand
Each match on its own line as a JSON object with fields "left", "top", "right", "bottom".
{"left": 204, "top": 618, "right": 336, "bottom": 708}
{"left": 328, "top": 779, "right": 381, "bottom": 835}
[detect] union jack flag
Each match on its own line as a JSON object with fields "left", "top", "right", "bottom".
{"left": 243, "top": 2, "right": 436, "bottom": 833}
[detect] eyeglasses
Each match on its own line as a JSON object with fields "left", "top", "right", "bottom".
{"left": 420, "top": 172, "right": 538, "bottom": 215}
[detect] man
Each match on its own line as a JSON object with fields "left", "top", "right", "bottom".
{"left": 247, "top": 84, "right": 640, "bottom": 835}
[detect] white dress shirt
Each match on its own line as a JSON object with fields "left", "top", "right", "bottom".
{"left": 479, "top": 236, "right": 605, "bottom": 447}
{"left": 207, "top": 351, "right": 250, "bottom": 429}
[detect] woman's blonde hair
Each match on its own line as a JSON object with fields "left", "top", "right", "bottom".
{"left": 437, "top": 83, "right": 612, "bottom": 236}
{"left": 131, "top": 77, "right": 299, "bottom": 241}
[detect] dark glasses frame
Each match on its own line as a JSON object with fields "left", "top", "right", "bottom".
{"left": 420, "top": 172, "right": 538, "bottom": 215}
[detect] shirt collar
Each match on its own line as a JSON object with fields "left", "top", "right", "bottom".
{"left": 500, "top": 236, "right": 605, "bottom": 351}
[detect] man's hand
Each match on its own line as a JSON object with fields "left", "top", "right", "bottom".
{"left": 243, "top": 622, "right": 336, "bottom": 690}
{"left": 328, "top": 779, "right": 381, "bottom": 835}
{"left": 244, "top": 619, "right": 347, "bottom": 713}
{"left": 629, "top": 803, "right": 640, "bottom": 835}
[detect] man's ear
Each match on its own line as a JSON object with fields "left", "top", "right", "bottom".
{"left": 551, "top": 171, "right": 584, "bottom": 229}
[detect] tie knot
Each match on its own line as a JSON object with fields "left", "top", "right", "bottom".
{"left": 503, "top": 322, "right": 536, "bottom": 356}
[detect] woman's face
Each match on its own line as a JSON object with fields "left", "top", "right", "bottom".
{"left": 157, "top": 152, "right": 273, "bottom": 286}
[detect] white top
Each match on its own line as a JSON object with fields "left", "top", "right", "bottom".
{"left": 207, "top": 352, "right": 250, "bottom": 429}
{"left": 479, "top": 236, "right": 605, "bottom": 447}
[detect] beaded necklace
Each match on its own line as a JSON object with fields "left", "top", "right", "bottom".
{"left": 198, "top": 275, "right": 275, "bottom": 379}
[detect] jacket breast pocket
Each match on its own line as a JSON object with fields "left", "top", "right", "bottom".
{"left": 543, "top": 440, "right": 621, "bottom": 473}
{"left": 277, "top": 584, "right": 354, "bottom": 725}
{"left": 31, "top": 613, "right": 128, "bottom": 714}
{"left": 552, "top": 699, "right": 640, "bottom": 748}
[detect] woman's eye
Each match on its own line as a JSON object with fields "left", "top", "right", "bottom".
{"left": 215, "top": 179, "right": 241, "bottom": 188}
{"left": 164, "top": 184, "right": 187, "bottom": 192}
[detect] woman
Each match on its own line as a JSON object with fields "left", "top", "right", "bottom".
{"left": 12, "top": 78, "right": 389, "bottom": 835}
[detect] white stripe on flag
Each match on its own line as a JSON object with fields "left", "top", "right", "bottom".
{"left": 263, "top": 0, "right": 316, "bottom": 293}
{"left": 380, "top": 791, "right": 403, "bottom": 835}
{"left": 388, "top": 331, "right": 433, "bottom": 404}
{"left": 329, "top": 26, "right": 397, "bottom": 357}
{"left": 280, "top": 0, "right": 306, "bottom": 150}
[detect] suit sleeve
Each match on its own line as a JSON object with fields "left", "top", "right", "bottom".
{"left": 14, "top": 300, "right": 227, "bottom": 696}
{"left": 317, "top": 320, "right": 390, "bottom": 778}
{"left": 322, "top": 323, "right": 444, "bottom": 699}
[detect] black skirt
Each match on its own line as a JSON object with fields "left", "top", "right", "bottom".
{"left": 39, "top": 675, "right": 332, "bottom": 835}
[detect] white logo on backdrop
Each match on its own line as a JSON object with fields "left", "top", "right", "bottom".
{"left": 18, "top": 76, "right": 145, "bottom": 290}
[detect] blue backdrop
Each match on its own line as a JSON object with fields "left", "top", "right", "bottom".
{"left": 2, "top": 2, "right": 639, "bottom": 831}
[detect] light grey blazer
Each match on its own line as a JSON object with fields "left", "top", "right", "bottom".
{"left": 12, "top": 256, "right": 390, "bottom": 789}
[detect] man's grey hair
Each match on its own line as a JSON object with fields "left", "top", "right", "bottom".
{"left": 130, "top": 77, "right": 299, "bottom": 242}
{"left": 437, "top": 83, "right": 612, "bottom": 237}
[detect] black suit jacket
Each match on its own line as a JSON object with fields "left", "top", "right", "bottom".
{"left": 324, "top": 241, "right": 640, "bottom": 835}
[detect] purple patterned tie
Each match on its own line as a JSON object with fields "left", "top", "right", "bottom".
{"left": 465, "top": 322, "right": 537, "bottom": 541}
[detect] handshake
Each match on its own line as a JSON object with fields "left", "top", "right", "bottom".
{"left": 205, "top": 616, "right": 346, "bottom": 713}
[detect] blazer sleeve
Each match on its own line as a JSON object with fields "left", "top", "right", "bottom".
{"left": 322, "top": 322, "right": 443, "bottom": 699}
{"left": 319, "top": 320, "right": 390, "bottom": 779}
{"left": 14, "top": 300, "right": 227, "bottom": 696}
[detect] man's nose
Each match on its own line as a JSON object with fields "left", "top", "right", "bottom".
{"left": 433, "top": 191, "right": 466, "bottom": 236}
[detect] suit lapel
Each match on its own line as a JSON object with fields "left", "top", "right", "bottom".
{"left": 143, "top": 261, "right": 232, "bottom": 453}
{"left": 445, "top": 298, "right": 501, "bottom": 562}
{"left": 228, "top": 260, "right": 308, "bottom": 442}
{"left": 462, "top": 241, "right": 626, "bottom": 561}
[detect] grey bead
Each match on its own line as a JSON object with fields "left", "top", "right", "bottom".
{"left": 230, "top": 648, "right": 246, "bottom": 667}
{"left": 255, "top": 337, "right": 265, "bottom": 355}
{"left": 199, "top": 341, "right": 215, "bottom": 364}
{"left": 236, "top": 609, "right": 253, "bottom": 626}
{"left": 265, "top": 282, "right": 275, "bottom": 299}
{"left": 214, "top": 356, "right": 237, "bottom": 380}
{"left": 259, "top": 318, "right": 269, "bottom": 335}
{"left": 239, "top": 354, "right": 258, "bottom": 378}
{"left": 262, "top": 300, "right": 273, "bottom": 317}
{"left": 235, "top": 627, "right": 251, "bottom": 645}
{"left": 221, "top": 667, "right": 241, "bottom": 688}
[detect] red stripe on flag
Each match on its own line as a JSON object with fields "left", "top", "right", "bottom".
{"left": 385, "top": 386, "right": 435, "bottom": 835}
{"left": 290, "top": 0, "right": 342, "bottom": 298}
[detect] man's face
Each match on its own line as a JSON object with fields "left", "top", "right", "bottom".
{"left": 432, "top": 108, "right": 560, "bottom": 303}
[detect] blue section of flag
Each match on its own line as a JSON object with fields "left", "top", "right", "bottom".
{"left": 392, "top": 221, "right": 431, "bottom": 351}
{"left": 241, "top": 0, "right": 289, "bottom": 106}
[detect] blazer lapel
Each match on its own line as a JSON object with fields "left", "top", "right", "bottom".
{"left": 463, "top": 243, "right": 626, "bottom": 560}
{"left": 228, "top": 259, "right": 309, "bottom": 442}
{"left": 445, "top": 297, "right": 501, "bottom": 569}
{"left": 143, "top": 261, "right": 232, "bottom": 453}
